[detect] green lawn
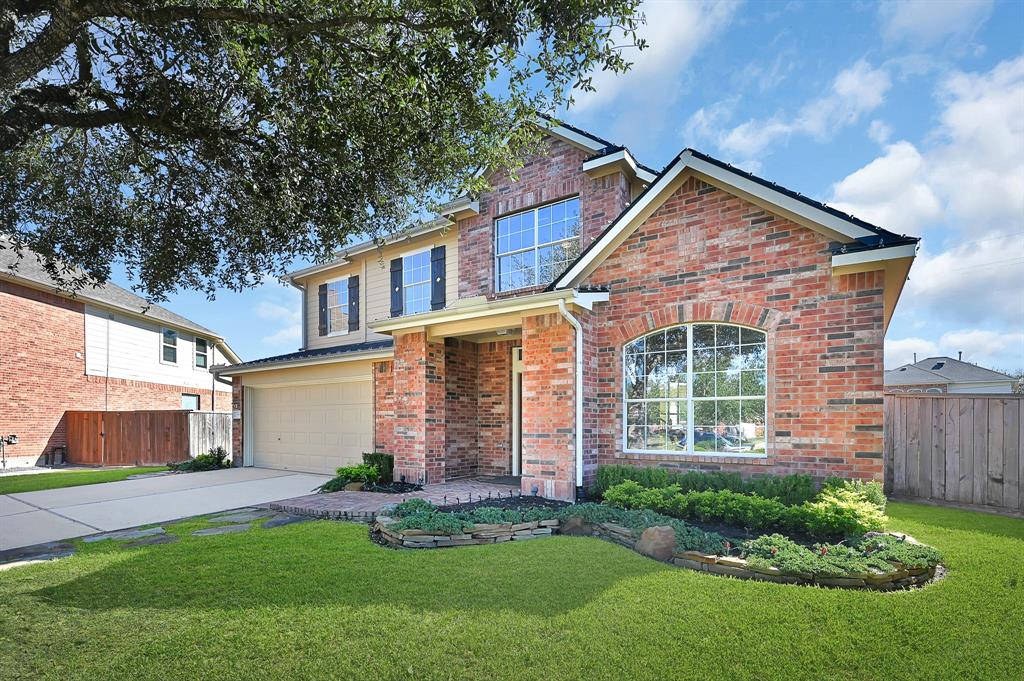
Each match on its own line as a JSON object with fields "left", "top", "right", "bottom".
{"left": 0, "top": 503, "right": 1021, "bottom": 680}
{"left": 0, "top": 467, "right": 167, "bottom": 495}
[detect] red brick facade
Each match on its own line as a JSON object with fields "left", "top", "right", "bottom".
{"left": 457, "top": 137, "right": 632, "bottom": 300}
{"left": 392, "top": 331, "right": 447, "bottom": 484}
{"left": 582, "top": 176, "right": 886, "bottom": 483}
{"left": 1, "top": 279, "right": 226, "bottom": 467}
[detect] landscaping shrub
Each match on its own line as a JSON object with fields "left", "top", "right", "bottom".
{"left": 602, "top": 480, "right": 887, "bottom": 540}
{"left": 391, "top": 498, "right": 436, "bottom": 517}
{"left": 855, "top": 534, "right": 942, "bottom": 569}
{"left": 823, "top": 477, "right": 887, "bottom": 512}
{"left": 594, "top": 465, "right": 816, "bottom": 505}
{"left": 362, "top": 452, "right": 394, "bottom": 482}
{"left": 315, "top": 463, "right": 381, "bottom": 493}
{"left": 167, "top": 446, "right": 230, "bottom": 472}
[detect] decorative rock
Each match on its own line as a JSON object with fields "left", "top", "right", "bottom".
{"left": 344, "top": 482, "right": 365, "bottom": 491}
{"left": 634, "top": 526, "right": 676, "bottom": 562}
{"left": 559, "top": 516, "right": 591, "bottom": 536}
{"left": 261, "top": 514, "right": 311, "bottom": 529}
{"left": 0, "top": 541, "right": 75, "bottom": 565}
{"left": 83, "top": 526, "right": 165, "bottom": 543}
{"left": 511, "top": 522, "right": 538, "bottom": 531}
{"left": 124, "top": 534, "right": 179, "bottom": 548}
{"left": 192, "top": 523, "right": 251, "bottom": 536}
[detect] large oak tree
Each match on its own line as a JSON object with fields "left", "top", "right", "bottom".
{"left": 0, "top": 0, "right": 643, "bottom": 298}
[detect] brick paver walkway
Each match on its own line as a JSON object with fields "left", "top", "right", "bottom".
{"left": 266, "top": 478, "right": 520, "bottom": 521}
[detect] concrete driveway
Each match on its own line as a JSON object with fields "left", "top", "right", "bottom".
{"left": 0, "top": 467, "right": 330, "bottom": 551}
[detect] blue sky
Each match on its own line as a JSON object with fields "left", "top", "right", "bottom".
{"left": 115, "top": 0, "right": 1024, "bottom": 372}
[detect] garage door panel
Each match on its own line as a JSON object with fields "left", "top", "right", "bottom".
{"left": 251, "top": 378, "right": 372, "bottom": 475}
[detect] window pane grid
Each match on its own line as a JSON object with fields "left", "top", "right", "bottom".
{"left": 326, "top": 280, "right": 349, "bottom": 333}
{"left": 495, "top": 197, "right": 580, "bottom": 291}
{"left": 624, "top": 323, "right": 766, "bottom": 456}
{"left": 403, "top": 251, "right": 431, "bottom": 315}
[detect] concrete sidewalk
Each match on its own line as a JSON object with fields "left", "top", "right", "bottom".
{"left": 0, "top": 467, "right": 331, "bottom": 550}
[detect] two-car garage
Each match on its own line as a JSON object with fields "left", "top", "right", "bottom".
{"left": 232, "top": 353, "right": 385, "bottom": 476}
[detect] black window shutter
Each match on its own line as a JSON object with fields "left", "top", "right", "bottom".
{"left": 390, "top": 258, "right": 403, "bottom": 317}
{"left": 348, "top": 275, "right": 360, "bottom": 332}
{"left": 317, "top": 283, "right": 328, "bottom": 336}
{"left": 430, "top": 245, "right": 446, "bottom": 311}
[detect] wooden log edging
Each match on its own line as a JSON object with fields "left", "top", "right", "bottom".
{"left": 373, "top": 517, "right": 941, "bottom": 590}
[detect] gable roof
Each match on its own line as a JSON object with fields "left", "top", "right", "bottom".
{"left": 549, "top": 147, "right": 920, "bottom": 291}
{"left": 1, "top": 243, "right": 240, "bottom": 362}
{"left": 214, "top": 339, "right": 393, "bottom": 375}
{"left": 885, "top": 356, "right": 1014, "bottom": 386}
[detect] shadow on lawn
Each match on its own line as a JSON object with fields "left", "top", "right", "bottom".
{"left": 35, "top": 522, "right": 670, "bottom": 616}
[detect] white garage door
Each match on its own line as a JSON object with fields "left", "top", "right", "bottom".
{"left": 250, "top": 379, "right": 373, "bottom": 475}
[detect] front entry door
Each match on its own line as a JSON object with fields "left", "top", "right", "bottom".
{"left": 511, "top": 346, "right": 524, "bottom": 476}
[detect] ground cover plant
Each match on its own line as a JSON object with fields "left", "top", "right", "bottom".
{"left": 0, "top": 466, "right": 167, "bottom": 495}
{"left": 167, "top": 447, "right": 231, "bottom": 473}
{"left": 0, "top": 502, "right": 1018, "bottom": 680}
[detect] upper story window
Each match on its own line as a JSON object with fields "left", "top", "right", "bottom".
{"left": 623, "top": 323, "right": 767, "bottom": 456}
{"left": 402, "top": 250, "right": 431, "bottom": 314}
{"left": 495, "top": 197, "right": 580, "bottom": 292}
{"left": 161, "top": 328, "right": 178, "bottom": 364}
{"left": 194, "top": 338, "right": 209, "bottom": 368}
{"left": 326, "top": 278, "right": 349, "bottom": 334}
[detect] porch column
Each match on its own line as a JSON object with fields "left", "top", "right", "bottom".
{"left": 392, "top": 330, "right": 447, "bottom": 484}
{"left": 521, "top": 313, "right": 576, "bottom": 501}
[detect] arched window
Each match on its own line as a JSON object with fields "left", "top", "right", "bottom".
{"left": 623, "top": 323, "right": 767, "bottom": 456}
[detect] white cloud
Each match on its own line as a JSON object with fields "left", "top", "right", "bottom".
{"left": 879, "top": 0, "right": 994, "bottom": 47}
{"left": 885, "top": 337, "right": 938, "bottom": 368}
{"left": 886, "top": 329, "right": 1024, "bottom": 371}
{"left": 867, "top": 119, "right": 892, "bottom": 145}
{"left": 828, "top": 141, "right": 943, "bottom": 233}
{"left": 825, "top": 56, "right": 1024, "bottom": 236}
{"left": 572, "top": 0, "right": 740, "bottom": 113}
{"left": 716, "top": 60, "right": 892, "bottom": 156}
{"left": 257, "top": 300, "right": 302, "bottom": 348}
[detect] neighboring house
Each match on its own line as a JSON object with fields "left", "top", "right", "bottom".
{"left": 0, "top": 246, "right": 240, "bottom": 469}
{"left": 216, "top": 118, "right": 918, "bottom": 500}
{"left": 885, "top": 356, "right": 1016, "bottom": 394}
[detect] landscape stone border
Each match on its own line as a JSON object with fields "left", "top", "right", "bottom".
{"left": 373, "top": 517, "right": 940, "bottom": 590}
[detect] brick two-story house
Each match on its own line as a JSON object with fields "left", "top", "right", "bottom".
{"left": 1, "top": 246, "right": 240, "bottom": 469}
{"left": 216, "top": 118, "right": 918, "bottom": 500}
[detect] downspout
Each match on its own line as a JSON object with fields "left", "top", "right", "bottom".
{"left": 557, "top": 298, "right": 584, "bottom": 490}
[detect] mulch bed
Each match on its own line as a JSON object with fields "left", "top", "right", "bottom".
{"left": 361, "top": 481, "right": 424, "bottom": 494}
{"left": 437, "top": 495, "right": 572, "bottom": 513}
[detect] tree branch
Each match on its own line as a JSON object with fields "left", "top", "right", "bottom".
{"left": 0, "top": 0, "right": 86, "bottom": 93}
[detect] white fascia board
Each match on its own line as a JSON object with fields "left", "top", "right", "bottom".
{"left": 682, "top": 153, "right": 876, "bottom": 240}
{"left": 369, "top": 288, "right": 607, "bottom": 333}
{"left": 581, "top": 149, "right": 657, "bottom": 184}
{"left": 213, "top": 349, "right": 394, "bottom": 376}
{"left": 555, "top": 149, "right": 888, "bottom": 289}
{"left": 831, "top": 242, "right": 917, "bottom": 268}
{"left": 536, "top": 117, "right": 607, "bottom": 152}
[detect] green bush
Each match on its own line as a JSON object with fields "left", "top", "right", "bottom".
{"left": 856, "top": 534, "right": 942, "bottom": 569}
{"left": 362, "top": 452, "right": 394, "bottom": 482}
{"left": 390, "top": 498, "right": 436, "bottom": 517}
{"left": 823, "top": 477, "right": 887, "bottom": 512}
{"left": 602, "top": 480, "right": 887, "bottom": 540}
{"left": 594, "top": 465, "right": 816, "bottom": 505}
{"left": 315, "top": 463, "right": 380, "bottom": 493}
{"left": 167, "top": 446, "right": 231, "bottom": 472}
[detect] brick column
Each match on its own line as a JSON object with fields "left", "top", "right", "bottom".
{"left": 392, "top": 331, "right": 447, "bottom": 484}
{"left": 521, "top": 313, "right": 576, "bottom": 501}
{"left": 231, "top": 378, "right": 243, "bottom": 466}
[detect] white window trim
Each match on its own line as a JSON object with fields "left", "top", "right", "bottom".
{"left": 621, "top": 322, "right": 769, "bottom": 459}
{"left": 325, "top": 275, "right": 350, "bottom": 336}
{"left": 494, "top": 197, "right": 580, "bottom": 292}
{"left": 181, "top": 393, "right": 200, "bottom": 411}
{"left": 194, "top": 337, "right": 210, "bottom": 369}
{"left": 160, "top": 327, "right": 178, "bottom": 365}
{"left": 401, "top": 248, "right": 432, "bottom": 316}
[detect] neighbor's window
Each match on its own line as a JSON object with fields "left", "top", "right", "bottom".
{"left": 402, "top": 250, "right": 431, "bottom": 314}
{"left": 624, "top": 323, "right": 767, "bottom": 455}
{"left": 194, "top": 338, "right": 209, "bottom": 368}
{"left": 495, "top": 197, "right": 581, "bottom": 291}
{"left": 161, "top": 328, "right": 178, "bottom": 364}
{"left": 181, "top": 393, "right": 200, "bottom": 410}
{"left": 326, "top": 278, "right": 349, "bottom": 334}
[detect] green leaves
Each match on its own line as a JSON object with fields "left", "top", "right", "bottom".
{"left": 0, "top": 0, "right": 644, "bottom": 299}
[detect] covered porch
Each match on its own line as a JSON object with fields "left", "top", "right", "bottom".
{"left": 369, "top": 289, "right": 606, "bottom": 501}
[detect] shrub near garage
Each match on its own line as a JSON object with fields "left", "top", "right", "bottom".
{"left": 316, "top": 464, "right": 380, "bottom": 493}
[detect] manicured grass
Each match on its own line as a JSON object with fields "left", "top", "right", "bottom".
{"left": 0, "top": 466, "right": 167, "bottom": 495}
{"left": 0, "top": 503, "right": 1021, "bottom": 680}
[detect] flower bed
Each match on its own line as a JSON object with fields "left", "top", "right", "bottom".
{"left": 371, "top": 478, "right": 944, "bottom": 591}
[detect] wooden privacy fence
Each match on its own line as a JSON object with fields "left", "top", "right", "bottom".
{"left": 66, "top": 410, "right": 232, "bottom": 466}
{"left": 884, "top": 394, "right": 1023, "bottom": 514}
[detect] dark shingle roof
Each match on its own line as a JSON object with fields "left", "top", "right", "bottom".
{"left": 220, "top": 339, "right": 394, "bottom": 372}
{"left": 0, "top": 244, "right": 221, "bottom": 338}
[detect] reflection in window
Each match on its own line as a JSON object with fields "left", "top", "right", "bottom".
{"left": 495, "top": 197, "right": 580, "bottom": 291}
{"left": 624, "top": 324, "right": 766, "bottom": 455}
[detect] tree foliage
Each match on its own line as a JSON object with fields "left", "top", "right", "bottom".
{"left": 0, "top": 0, "right": 644, "bottom": 298}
